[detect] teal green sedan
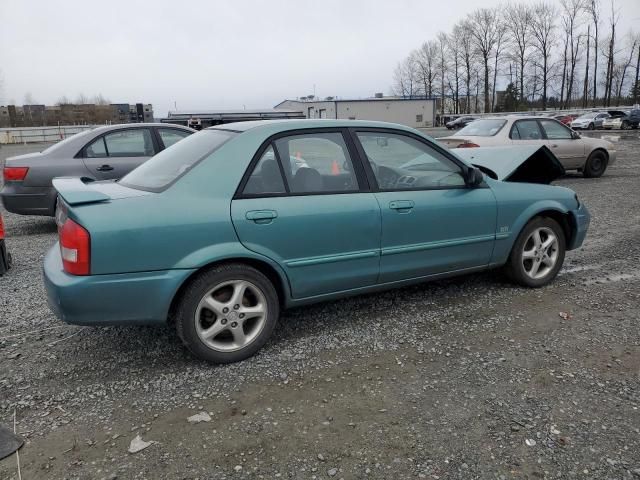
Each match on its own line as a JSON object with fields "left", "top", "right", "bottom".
{"left": 44, "top": 120, "right": 590, "bottom": 363}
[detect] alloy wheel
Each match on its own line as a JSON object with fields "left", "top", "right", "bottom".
{"left": 195, "top": 280, "right": 267, "bottom": 352}
{"left": 522, "top": 227, "right": 559, "bottom": 280}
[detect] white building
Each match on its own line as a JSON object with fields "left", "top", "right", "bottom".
{"left": 274, "top": 96, "right": 437, "bottom": 128}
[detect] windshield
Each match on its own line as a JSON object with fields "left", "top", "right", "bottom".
{"left": 41, "top": 128, "right": 96, "bottom": 154}
{"left": 576, "top": 113, "right": 597, "bottom": 120}
{"left": 457, "top": 119, "right": 506, "bottom": 137}
{"left": 120, "top": 129, "right": 236, "bottom": 191}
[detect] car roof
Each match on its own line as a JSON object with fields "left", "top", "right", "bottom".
{"left": 206, "top": 119, "right": 417, "bottom": 134}
{"left": 90, "top": 122, "right": 193, "bottom": 133}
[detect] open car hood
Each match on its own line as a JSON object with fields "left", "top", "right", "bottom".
{"left": 453, "top": 145, "right": 565, "bottom": 184}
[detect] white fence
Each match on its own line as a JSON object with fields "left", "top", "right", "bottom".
{"left": 0, "top": 125, "right": 96, "bottom": 144}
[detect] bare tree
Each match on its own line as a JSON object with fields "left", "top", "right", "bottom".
{"left": 447, "top": 30, "right": 463, "bottom": 114}
{"left": 56, "top": 96, "right": 72, "bottom": 105}
{"left": 583, "top": 23, "right": 591, "bottom": 107}
{"left": 436, "top": 32, "right": 449, "bottom": 113}
{"left": 24, "top": 92, "right": 36, "bottom": 105}
{"left": 415, "top": 40, "right": 438, "bottom": 98}
{"left": 93, "top": 94, "right": 111, "bottom": 105}
{"left": 634, "top": 35, "right": 640, "bottom": 104}
{"left": 586, "top": 0, "right": 601, "bottom": 106}
{"left": 602, "top": 1, "right": 619, "bottom": 106}
{"left": 505, "top": 3, "right": 533, "bottom": 107}
{"left": 614, "top": 33, "right": 638, "bottom": 103}
{"left": 468, "top": 8, "right": 499, "bottom": 113}
{"left": 491, "top": 16, "right": 508, "bottom": 111}
{"left": 455, "top": 20, "right": 476, "bottom": 113}
{"left": 392, "top": 55, "right": 419, "bottom": 98}
{"left": 530, "top": 1, "right": 557, "bottom": 110}
{"left": 559, "top": 0, "right": 585, "bottom": 109}
{"left": 75, "top": 93, "right": 89, "bottom": 105}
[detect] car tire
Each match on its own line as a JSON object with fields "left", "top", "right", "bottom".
{"left": 504, "top": 217, "right": 566, "bottom": 288}
{"left": 621, "top": 121, "right": 629, "bottom": 130}
{"left": 583, "top": 150, "right": 608, "bottom": 178}
{"left": 175, "top": 263, "right": 279, "bottom": 363}
{"left": 588, "top": 123, "right": 595, "bottom": 130}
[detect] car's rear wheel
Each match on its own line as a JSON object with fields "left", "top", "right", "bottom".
{"left": 583, "top": 150, "right": 608, "bottom": 178}
{"left": 175, "top": 263, "right": 279, "bottom": 363}
{"left": 621, "top": 121, "right": 630, "bottom": 130}
{"left": 588, "top": 123, "right": 595, "bottom": 130}
{"left": 505, "top": 217, "right": 566, "bottom": 288}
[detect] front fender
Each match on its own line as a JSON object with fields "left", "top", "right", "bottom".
{"left": 491, "top": 199, "right": 571, "bottom": 265}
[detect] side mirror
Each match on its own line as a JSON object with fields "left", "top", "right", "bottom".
{"left": 571, "top": 130, "right": 581, "bottom": 139}
{"left": 465, "top": 167, "right": 484, "bottom": 187}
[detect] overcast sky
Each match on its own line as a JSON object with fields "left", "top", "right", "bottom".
{"left": 1, "top": 0, "right": 639, "bottom": 117}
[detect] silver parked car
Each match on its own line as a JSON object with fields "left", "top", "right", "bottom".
{"left": 438, "top": 115, "right": 616, "bottom": 178}
{"left": 570, "top": 112, "right": 610, "bottom": 130}
{"left": 1, "top": 123, "right": 194, "bottom": 216}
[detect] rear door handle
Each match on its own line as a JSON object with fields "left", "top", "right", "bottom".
{"left": 551, "top": 144, "right": 559, "bottom": 148}
{"left": 246, "top": 210, "right": 278, "bottom": 224}
{"left": 389, "top": 200, "right": 415, "bottom": 212}
{"left": 97, "top": 165, "right": 114, "bottom": 172}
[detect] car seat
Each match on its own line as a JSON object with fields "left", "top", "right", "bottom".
{"left": 292, "top": 167, "right": 323, "bottom": 192}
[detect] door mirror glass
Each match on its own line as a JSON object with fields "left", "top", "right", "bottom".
{"left": 465, "top": 167, "right": 484, "bottom": 187}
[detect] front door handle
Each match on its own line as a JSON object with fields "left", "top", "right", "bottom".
{"left": 246, "top": 210, "right": 278, "bottom": 224}
{"left": 551, "top": 144, "right": 559, "bottom": 148}
{"left": 389, "top": 200, "right": 415, "bottom": 213}
{"left": 97, "top": 164, "right": 114, "bottom": 172}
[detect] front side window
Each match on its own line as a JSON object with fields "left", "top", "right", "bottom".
{"left": 158, "top": 128, "right": 191, "bottom": 149}
{"left": 103, "top": 129, "right": 155, "bottom": 157}
{"left": 539, "top": 119, "right": 572, "bottom": 140}
{"left": 356, "top": 132, "right": 465, "bottom": 189}
{"left": 120, "top": 130, "right": 235, "bottom": 191}
{"left": 510, "top": 120, "right": 543, "bottom": 140}
{"left": 273, "top": 132, "right": 359, "bottom": 194}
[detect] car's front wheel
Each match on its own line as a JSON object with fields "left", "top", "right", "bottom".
{"left": 621, "top": 121, "right": 630, "bottom": 130}
{"left": 505, "top": 217, "right": 566, "bottom": 288}
{"left": 583, "top": 150, "right": 608, "bottom": 178}
{"left": 175, "top": 263, "right": 279, "bottom": 363}
{"left": 588, "top": 123, "right": 595, "bottom": 130}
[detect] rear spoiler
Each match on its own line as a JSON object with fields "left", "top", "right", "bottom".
{"left": 52, "top": 177, "right": 111, "bottom": 206}
{"left": 453, "top": 145, "right": 565, "bottom": 184}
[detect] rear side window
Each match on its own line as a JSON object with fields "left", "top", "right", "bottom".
{"left": 510, "top": 120, "right": 543, "bottom": 140}
{"left": 158, "top": 128, "right": 191, "bottom": 149}
{"left": 120, "top": 130, "right": 235, "bottom": 191}
{"left": 104, "top": 129, "right": 155, "bottom": 157}
{"left": 242, "top": 146, "right": 286, "bottom": 195}
{"left": 85, "top": 137, "right": 107, "bottom": 158}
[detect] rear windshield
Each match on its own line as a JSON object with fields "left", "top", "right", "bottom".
{"left": 41, "top": 129, "right": 96, "bottom": 154}
{"left": 457, "top": 119, "right": 506, "bottom": 137}
{"left": 120, "top": 129, "right": 236, "bottom": 191}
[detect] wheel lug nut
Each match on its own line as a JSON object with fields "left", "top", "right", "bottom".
{"left": 234, "top": 304, "right": 240, "bottom": 310}
{"left": 221, "top": 319, "right": 227, "bottom": 325}
{"left": 231, "top": 322, "right": 238, "bottom": 328}
{"left": 223, "top": 307, "right": 229, "bottom": 313}
{"left": 239, "top": 313, "right": 245, "bottom": 319}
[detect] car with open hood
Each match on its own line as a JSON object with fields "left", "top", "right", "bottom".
{"left": 1, "top": 123, "right": 194, "bottom": 216}
{"left": 44, "top": 119, "right": 590, "bottom": 363}
{"left": 601, "top": 109, "right": 640, "bottom": 130}
{"left": 438, "top": 115, "right": 616, "bottom": 177}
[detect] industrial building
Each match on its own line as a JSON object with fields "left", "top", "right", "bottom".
{"left": 0, "top": 103, "right": 153, "bottom": 128}
{"left": 161, "top": 109, "right": 305, "bottom": 129}
{"left": 274, "top": 96, "right": 437, "bottom": 128}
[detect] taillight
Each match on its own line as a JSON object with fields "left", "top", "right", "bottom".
{"left": 3, "top": 167, "right": 29, "bottom": 181}
{"left": 456, "top": 142, "right": 480, "bottom": 148}
{"left": 0, "top": 215, "right": 5, "bottom": 240}
{"left": 58, "top": 218, "right": 90, "bottom": 275}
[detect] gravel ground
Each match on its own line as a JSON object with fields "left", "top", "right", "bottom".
{"left": 0, "top": 130, "right": 639, "bottom": 480}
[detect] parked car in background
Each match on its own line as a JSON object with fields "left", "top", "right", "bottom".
{"left": 0, "top": 123, "right": 195, "bottom": 216}
{"left": 554, "top": 114, "right": 579, "bottom": 126}
{"left": 601, "top": 109, "right": 640, "bottom": 130}
{"left": 570, "top": 112, "right": 610, "bottom": 130}
{"left": 0, "top": 213, "right": 10, "bottom": 275}
{"left": 445, "top": 116, "right": 477, "bottom": 129}
{"left": 438, "top": 115, "right": 616, "bottom": 177}
{"left": 45, "top": 119, "right": 590, "bottom": 363}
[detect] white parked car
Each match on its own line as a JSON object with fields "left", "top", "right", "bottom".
{"left": 570, "top": 112, "right": 610, "bottom": 130}
{"left": 438, "top": 115, "right": 617, "bottom": 178}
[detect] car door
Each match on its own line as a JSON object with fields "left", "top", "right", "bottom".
{"left": 81, "top": 128, "right": 156, "bottom": 180}
{"left": 509, "top": 119, "right": 545, "bottom": 147}
{"left": 538, "top": 118, "right": 585, "bottom": 168}
{"left": 231, "top": 130, "right": 381, "bottom": 299}
{"left": 352, "top": 129, "right": 497, "bottom": 283}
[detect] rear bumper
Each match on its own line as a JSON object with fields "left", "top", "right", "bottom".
{"left": 43, "top": 243, "right": 195, "bottom": 326}
{"left": 568, "top": 204, "right": 590, "bottom": 250}
{"left": 0, "top": 183, "right": 57, "bottom": 216}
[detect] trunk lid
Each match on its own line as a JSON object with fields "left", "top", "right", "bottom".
{"left": 52, "top": 177, "right": 151, "bottom": 206}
